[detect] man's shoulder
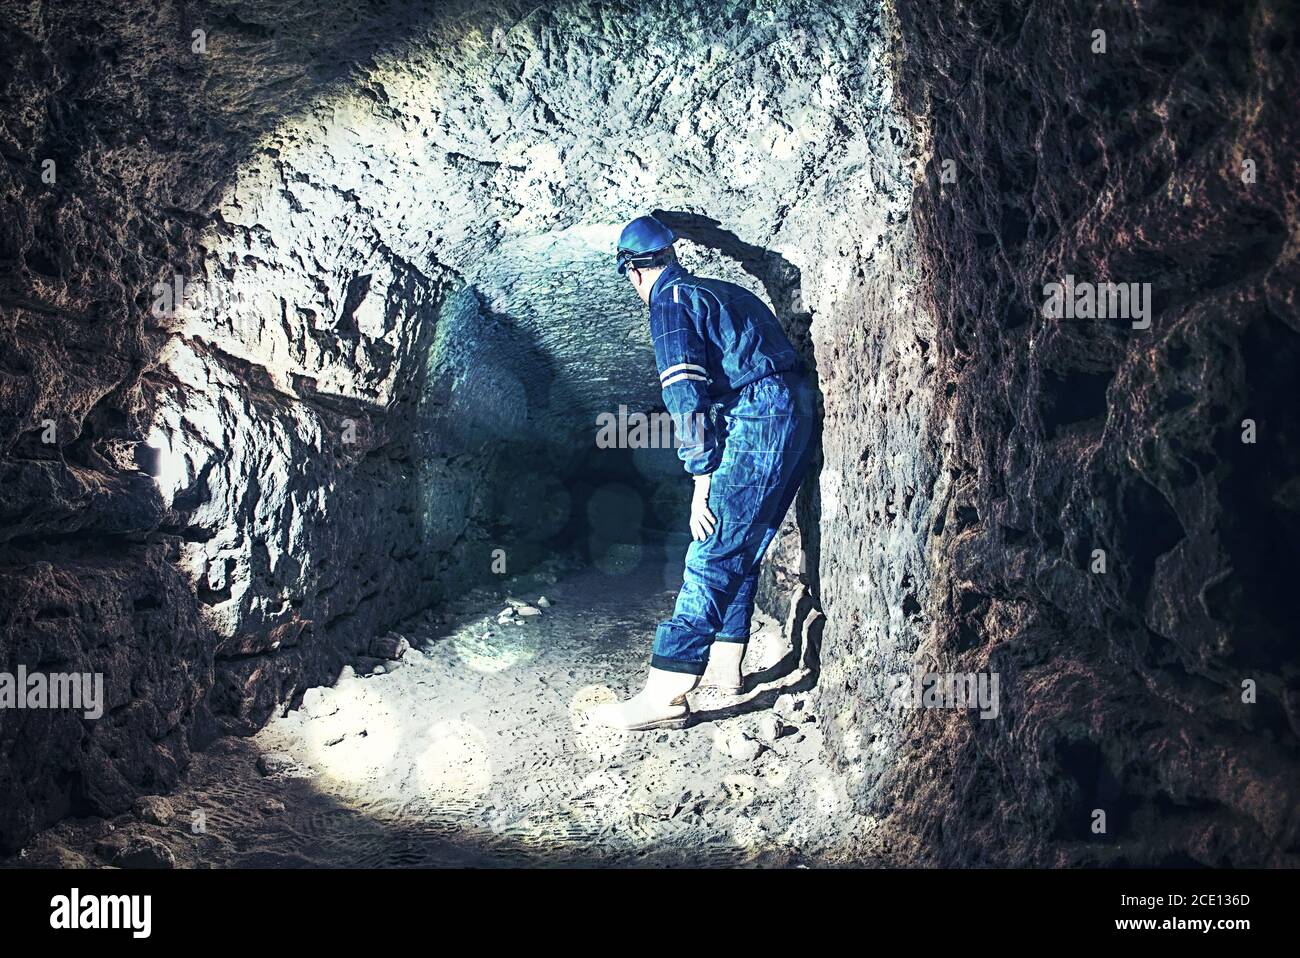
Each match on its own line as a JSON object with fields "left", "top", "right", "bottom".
{"left": 682, "top": 275, "right": 773, "bottom": 316}
{"left": 670, "top": 273, "right": 738, "bottom": 299}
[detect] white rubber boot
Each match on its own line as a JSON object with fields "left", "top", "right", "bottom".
{"left": 699, "top": 641, "right": 745, "bottom": 694}
{"left": 590, "top": 667, "right": 699, "bottom": 731}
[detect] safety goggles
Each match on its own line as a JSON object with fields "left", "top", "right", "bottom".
{"left": 616, "top": 247, "right": 664, "bottom": 276}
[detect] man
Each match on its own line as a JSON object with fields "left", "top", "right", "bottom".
{"left": 591, "top": 214, "right": 815, "bottom": 731}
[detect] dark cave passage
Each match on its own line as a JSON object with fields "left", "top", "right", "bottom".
{"left": 1, "top": 0, "right": 1298, "bottom": 868}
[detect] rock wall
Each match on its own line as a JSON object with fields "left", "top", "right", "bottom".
{"left": 877, "top": 0, "right": 1300, "bottom": 865}
{"left": 0, "top": 0, "right": 921, "bottom": 851}
{"left": 3, "top": 0, "right": 218, "bottom": 849}
{"left": 4, "top": 0, "right": 1292, "bottom": 866}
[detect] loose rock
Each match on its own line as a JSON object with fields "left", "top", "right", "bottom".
{"left": 111, "top": 836, "right": 177, "bottom": 870}
{"left": 369, "top": 633, "right": 409, "bottom": 660}
{"left": 133, "top": 795, "right": 175, "bottom": 826}
{"left": 713, "top": 728, "right": 763, "bottom": 762}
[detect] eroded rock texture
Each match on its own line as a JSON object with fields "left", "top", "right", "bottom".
{"left": 1, "top": 0, "right": 1294, "bottom": 866}
{"left": 0, "top": 0, "right": 917, "bottom": 850}
{"left": 876, "top": 0, "right": 1300, "bottom": 865}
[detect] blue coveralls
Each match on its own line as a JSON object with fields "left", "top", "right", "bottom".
{"left": 648, "top": 263, "right": 815, "bottom": 675}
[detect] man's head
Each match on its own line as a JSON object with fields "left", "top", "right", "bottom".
{"left": 617, "top": 215, "right": 677, "bottom": 305}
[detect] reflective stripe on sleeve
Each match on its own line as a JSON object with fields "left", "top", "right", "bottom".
{"left": 661, "top": 371, "right": 709, "bottom": 389}
{"left": 660, "top": 362, "right": 708, "bottom": 381}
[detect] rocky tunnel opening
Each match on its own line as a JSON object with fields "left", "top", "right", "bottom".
{"left": 1, "top": 0, "right": 1297, "bottom": 867}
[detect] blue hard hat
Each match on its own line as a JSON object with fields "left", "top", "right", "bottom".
{"left": 616, "top": 215, "right": 675, "bottom": 274}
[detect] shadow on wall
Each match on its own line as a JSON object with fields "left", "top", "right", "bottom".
{"left": 419, "top": 282, "right": 597, "bottom": 568}
{"left": 652, "top": 209, "right": 826, "bottom": 678}
{"left": 442, "top": 283, "right": 687, "bottom": 572}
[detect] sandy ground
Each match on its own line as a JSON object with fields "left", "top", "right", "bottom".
{"left": 7, "top": 546, "right": 891, "bottom": 868}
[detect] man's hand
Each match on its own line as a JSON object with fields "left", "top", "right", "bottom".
{"left": 690, "top": 473, "right": 716, "bottom": 541}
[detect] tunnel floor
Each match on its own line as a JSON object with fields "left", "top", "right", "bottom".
{"left": 8, "top": 548, "right": 891, "bottom": 868}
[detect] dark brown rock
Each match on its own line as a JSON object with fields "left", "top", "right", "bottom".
{"left": 110, "top": 835, "right": 178, "bottom": 870}
{"left": 868, "top": 0, "right": 1300, "bottom": 866}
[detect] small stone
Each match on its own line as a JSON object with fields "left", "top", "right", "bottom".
{"left": 372, "top": 665, "right": 386, "bottom": 674}
{"left": 260, "top": 799, "right": 286, "bottom": 815}
{"left": 756, "top": 712, "right": 785, "bottom": 744}
{"left": 536, "top": 596, "right": 551, "bottom": 608}
{"left": 369, "top": 632, "right": 409, "bottom": 660}
{"left": 133, "top": 795, "right": 175, "bottom": 825}
{"left": 256, "top": 752, "right": 299, "bottom": 777}
{"left": 516, "top": 605, "right": 542, "bottom": 617}
{"left": 714, "top": 728, "right": 762, "bottom": 762}
{"left": 92, "top": 835, "right": 127, "bottom": 862}
{"left": 112, "top": 836, "right": 177, "bottom": 869}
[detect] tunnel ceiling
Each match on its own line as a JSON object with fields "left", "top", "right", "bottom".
{"left": 180, "top": 0, "right": 897, "bottom": 431}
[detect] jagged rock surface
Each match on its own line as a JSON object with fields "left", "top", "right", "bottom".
{"left": 879, "top": 0, "right": 1300, "bottom": 865}
{"left": 2, "top": 0, "right": 1296, "bottom": 867}
{"left": 0, "top": 0, "right": 916, "bottom": 851}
